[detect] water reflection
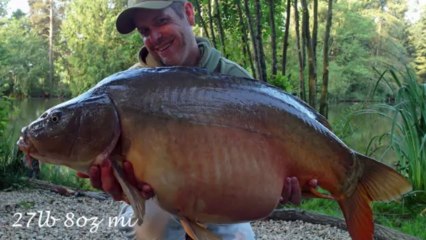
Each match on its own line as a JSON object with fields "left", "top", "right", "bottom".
{"left": 7, "top": 98, "right": 64, "bottom": 144}
{"left": 328, "top": 103, "right": 395, "bottom": 164}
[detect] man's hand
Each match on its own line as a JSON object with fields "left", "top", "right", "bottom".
{"left": 280, "top": 177, "right": 318, "bottom": 205}
{"left": 76, "top": 159, "right": 154, "bottom": 201}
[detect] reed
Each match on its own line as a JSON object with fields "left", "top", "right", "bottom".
{"left": 360, "top": 68, "right": 426, "bottom": 192}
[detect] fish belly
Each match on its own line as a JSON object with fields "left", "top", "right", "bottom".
{"left": 125, "top": 118, "right": 287, "bottom": 223}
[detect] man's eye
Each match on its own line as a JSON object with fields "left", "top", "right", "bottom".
{"left": 138, "top": 28, "right": 149, "bottom": 36}
{"left": 158, "top": 18, "right": 168, "bottom": 25}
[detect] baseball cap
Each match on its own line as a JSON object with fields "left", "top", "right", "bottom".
{"left": 116, "top": 0, "right": 187, "bottom": 34}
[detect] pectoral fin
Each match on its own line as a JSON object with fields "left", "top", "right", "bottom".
{"left": 180, "top": 218, "right": 221, "bottom": 240}
{"left": 110, "top": 156, "right": 145, "bottom": 225}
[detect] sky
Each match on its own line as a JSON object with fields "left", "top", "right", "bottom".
{"left": 7, "top": 0, "right": 29, "bottom": 15}
{"left": 6, "top": 0, "right": 426, "bottom": 22}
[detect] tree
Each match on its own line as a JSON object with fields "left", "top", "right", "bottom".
{"left": 57, "top": 0, "right": 139, "bottom": 95}
{"left": 319, "top": 0, "right": 334, "bottom": 117}
{"left": 0, "top": 16, "right": 49, "bottom": 97}
{"left": 267, "top": 0, "right": 277, "bottom": 76}
{"left": 193, "top": 0, "right": 210, "bottom": 39}
{"left": 235, "top": 1, "right": 256, "bottom": 77}
{"left": 213, "top": 0, "right": 226, "bottom": 55}
{"left": 206, "top": 0, "right": 217, "bottom": 47}
{"left": 254, "top": 0, "right": 266, "bottom": 81}
{"left": 301, "top": 0, "right": 317, "bottom": 107}
{"left": 282, "top": 0, "right": 291, "bottom": 76}
{"left": 409, "top": 6, "right": 426, "bottom": 81}
{"left": 0, "top": 0, "right": 9, "bottom": 17}
{"left": 28, "top": 0, "right": 67, "bottom": 95}
{"left": 294, "top": 0, "right": 306, "bottom": 100}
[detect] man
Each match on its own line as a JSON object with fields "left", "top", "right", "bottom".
{"left": 80, "top": 0, "right": 317, "bottom": 239}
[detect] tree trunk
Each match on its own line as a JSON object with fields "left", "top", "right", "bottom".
{"left": 282, "top": 0, "right": 291, "bottom": 76}
{"left": 213, "top": 0, "right": 226, "bottom": 56}
{"left": 193, "top": 0, "right": 210, "bottom": 39}
{"left": 294, "top": 0, "right": 306, "bottom": 100}
{"left": 236, "top": 1, "right": 256, "bottom": 78}
{"left": 301, "top": 0, "right": 316, "bottom": 108}
{"left": 207, "top": 0, "right": 217, "bottom": 48}
{"left": 267, "top": 0, "right": 277, "bottom": 76}
{"left": 48, "top": 0, "right": 54, "bottom": 97}
{"left": 312, "top": 0, "right": 318, "bottom": 67}
{"left": 319, "top": 0, "right": 333, "bottom": 117}
{"left": 243, "top": 0, "right": 261, "bottom": 79}
{"left": 254, "top": 0, "right": 267, "bottom": 81}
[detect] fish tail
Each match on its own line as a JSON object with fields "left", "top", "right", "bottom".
{"left": 338, "top": 153, "right": 412, "bottom": 240}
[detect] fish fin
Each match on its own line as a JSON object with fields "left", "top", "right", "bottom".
{"left": 337, "top": 184, "right": 373, "bottom": 240}
{"left": 338, "top": 153, "right": 412, "bottom": 240}
{"left": 180, "top": 218, "right": 221, "bottom": 240}
{"left": 356, "top": 153, "right": 412, "bottom": 201}
{"left": 110, "top": 157, "right": 145, "bottom": 225}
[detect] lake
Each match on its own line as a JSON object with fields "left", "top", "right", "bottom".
{"left": 5, "top": 98, "right": 396, "bottom": 164}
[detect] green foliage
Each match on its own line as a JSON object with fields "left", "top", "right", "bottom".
{"left": 57, "top": 0, "right": 140, "bottom": 96}
{"left": 0, "top": 94, "right": 27, "bottom": 189}
{"left": 0, "top": 0, "right": 419, "bottom": 101}
{"left": 0, "top": 16, "right": 50, "bottom": 97}
{"left": 408, "top": 6, "right": 426, "bottom": 82}
{"left": 360, "top": 68, "right": 426, "bottom": 191}
{"left": 386, "top": 70, "right": 426, "bottom": 191}
{"left": 40, "top": 164, "right": 93, "bottom": 190}
{"left": 0, "top": 0, "right": 8, "bottom": 17}
{"left": 267, "top": 73, "right": 292, "bottom": 92}
{"left": 326, "top": 1, "right": 410, "bottom": 100}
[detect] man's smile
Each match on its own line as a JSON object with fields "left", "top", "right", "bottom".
{"left": 156, "top": 39, "right": 174, "bottom": 53}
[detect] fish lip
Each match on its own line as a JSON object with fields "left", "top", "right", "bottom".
{"left": 17, "top": 135, "right": 37, "bottom": 157}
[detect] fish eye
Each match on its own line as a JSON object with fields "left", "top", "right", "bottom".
{"left": 49, "top": 112, "right": 61, "bottom": 123}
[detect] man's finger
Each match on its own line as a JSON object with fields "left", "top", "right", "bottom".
{"left": 123, "top": 161, "right": 137, "bottom": 186}
{"left": 308, "top": 179, "right": 318, "bottom": 188}
{"left": 89, "top": 166, "right": 102, "bottom": 190}
{"left": 139, "top": 183, "right": 155, "bottom": 199}
{"left": 288, "top": 177, "right": 301, "bottom": 205}
{"left": 101, "top": 160, "right": 123, "bottom": 200}
{"left": 280, "top": 177, "right": 292, "bottom": 203}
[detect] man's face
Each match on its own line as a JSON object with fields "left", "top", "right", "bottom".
{"left": 133, "top": 3, "right": 198, "bottom": 66}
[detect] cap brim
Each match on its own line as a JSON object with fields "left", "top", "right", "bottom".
{"left": 116, "top": 1, "right": 174, "bottom": 34}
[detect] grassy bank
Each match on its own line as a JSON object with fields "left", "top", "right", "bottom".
{"left": 299, "top": 196, "right": 426, "bottom": 239}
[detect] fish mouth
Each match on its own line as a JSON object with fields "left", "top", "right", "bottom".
{"left": 17, "top": 128, "right": 39, "bottom": 164}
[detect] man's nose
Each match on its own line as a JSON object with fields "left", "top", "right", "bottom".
{"left": 150, "top": 30, "right": 162, "bottom": 43}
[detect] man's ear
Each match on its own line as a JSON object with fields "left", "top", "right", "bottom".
{"left": 184, "top": 2, "right": 195, "bottom": 26}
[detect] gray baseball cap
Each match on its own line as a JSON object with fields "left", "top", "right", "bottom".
{"left": 116, "top": 0, "right": 187, "bottom": 34}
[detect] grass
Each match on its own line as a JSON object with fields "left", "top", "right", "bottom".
{"left": 0, "top": 95, "right": 28, "bottom": 189}
{"left": 298, "top": 197, "right": 426, "bottom": 239}
{"left": 39, "top": 164, "right": 93, "bottom": 190}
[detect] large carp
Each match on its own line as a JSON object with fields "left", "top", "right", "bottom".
{"left": 18, "top": 67, "right": 411, "bottom": 240}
